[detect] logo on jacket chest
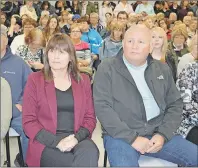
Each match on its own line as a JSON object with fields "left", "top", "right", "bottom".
{"left": 3, "top": 71, "right": 16, "bottom": 74}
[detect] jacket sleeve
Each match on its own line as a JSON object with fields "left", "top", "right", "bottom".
{"left": 155, "top": 67, "right": 183, "bottom": 141}
{"left": 22, "top": 74, "right": 44, "bottom": 140}
{"left": 1, "top": 78, "right": 12, "bottom": 138}
{"left": 16, "top": 62, "right": 32, "bottom": 105}
{"left": 93, "top": 62, "right": 138, "bottom": 144}
{"left": 81, "top": 74, "right": 97, "bottom": 136}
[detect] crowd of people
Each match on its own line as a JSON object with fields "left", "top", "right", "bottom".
{"left": 1, "top": 0, "right": 198, "bottom": 167}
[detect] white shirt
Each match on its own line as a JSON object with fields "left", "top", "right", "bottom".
{"left": 10, "top": 34, "right": 25, "bottom": 55}
{"left": 81, "top": 2, "right": 88, "bottom": 16}
{"left": 114, "top": 2, "right": 134, "bottom": 17}
{"left": 123, "top": 56, "right": 160, "bottom": 121}
{"left": 20, "top": 5, "right": 38, "bottom": 21}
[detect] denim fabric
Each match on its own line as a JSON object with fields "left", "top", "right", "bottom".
{"left": 104, "top": 135, "right": 198, "bottom": 167}
{"left": 11, "top": 115, "right": 29, "bottom": 160}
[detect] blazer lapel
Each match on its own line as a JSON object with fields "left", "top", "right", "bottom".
{"left": 71, "top": 76, "right": 83, "bottom": 132}
{"left": 45, "top": 80, "right": 57, "bottom": 128}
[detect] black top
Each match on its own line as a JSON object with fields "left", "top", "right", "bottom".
{"left": 35, "top": 86, "right": 90, "bottom": 148}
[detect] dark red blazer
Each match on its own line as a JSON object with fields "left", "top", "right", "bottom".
{"left": 22, "top": 71, "right": 96, "bottom": 167}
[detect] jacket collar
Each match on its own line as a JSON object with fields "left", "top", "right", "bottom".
{"left": 113, "top": 48, "right": 154, "bottom": 86}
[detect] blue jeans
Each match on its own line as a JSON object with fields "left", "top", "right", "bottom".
{"left": 104, "top": 135, "right": 198, "bottom": 167}
{"left": 11, "top": 115, "right": 29, "bottom": 161}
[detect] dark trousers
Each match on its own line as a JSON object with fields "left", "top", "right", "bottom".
{"left": 40, "top": 139, "right": 99, "bottom": 167}
{"left": 186, "top": 126, "right": 198, "bottom": 145}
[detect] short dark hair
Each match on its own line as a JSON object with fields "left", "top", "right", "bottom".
{"left": 41, "top": 1, "right": 51, "bottom": 10}
{"left": 77, "top": 16, "right": 89, "bottom": 24}
{"left": 117, "top": 11, "right": 128, "bottom": 19}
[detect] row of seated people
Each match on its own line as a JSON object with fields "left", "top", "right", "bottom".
{"left": 1, "top": 0, "right": 198, "bottom": 167}
{"left": 1, "top": 0, "right": 198, "bottom": 27}
{"left": 1, "top": 22, "right": 198, "bottom": 166}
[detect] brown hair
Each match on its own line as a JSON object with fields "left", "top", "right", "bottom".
{"left": 171, "top": 24, "right": 188, "bottom": 41}
{"left": 70, "top": 23, "right": 81, "bottom": 32}
{"left": 110, "top": 20, "right": 126, "bottom": 40}
{"left": 22, "top": 17, "right": 38, "bottom": 28}
{"left": 60, "top": 10, "right": 69, "bottom": 22}
{"left": 42, "top": 33, "right": 81, "bottom": 82}
{"left": 43, "top": 16, "right": 60, "bottom": 42}
{"left": 39, "top": 14, "right": 49, "bottom": 27}
{"left": 77, "top": 16, "right": 89, "bottom": 24}
{"left": 25, "top": 28, "right": 46, "bottom": 47}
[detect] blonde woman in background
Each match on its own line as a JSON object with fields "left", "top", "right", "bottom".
{"left": 38, "top": 15, "right": 49, "bottom": 30}
{"left": 187, "top": 17, "right": 197, "bottom": 46}
{"left": 150, "top": 27, "right": 168, "bottom": 63}
{"left": 59, "top": 10, "right": 70, "bottom": 28}
{"left": 177, "top": 33, "right": 198, "bottom": 75}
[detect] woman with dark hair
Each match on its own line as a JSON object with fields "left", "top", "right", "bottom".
{"left": 55, "top": 0, "right": 71, "bottom": 16}
{"left": 22, "top": 33, "right": 99, "bottom": 167}
{"left": 43, "top": 16, "right": 60, "bottom": 42}
{"left": 161, "top": 1, "right": 171, "bottom": 18}
{"left": 154, "top": 1, "right": 163, "bottom": 14}
{"left": 178, "top": 0, "right": 191, "bottom": 21}
{"left": 70, "top": 0, "right": 81, "bottom": 15}
{"left": 7, "top": 15, "right": 22, "bottom": 45}
{"left": 40, "top": 1, "right": 51, "bottom": 16}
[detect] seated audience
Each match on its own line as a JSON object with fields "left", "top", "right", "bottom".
{"left": 169, "top": 1, "right": 181, "bottom": 15}
{"left": 161, "top": 1, "right": 171, "bottom": 18}
{"left": 135, "top": 1, "right": 155, "bottom": 15}
{"left": 79, "top": 0, "right": 97, "bottom": 16}
{"left": 1, "top": 12, "right": 10, "bottom": 28}
{"left": 177, "top": 34, "right": 198, "bottom": 75}
{"left": 166, "top": 24, "right": 189, "bottom": 81}
{"left": 186, "top": 17, "right": 197, "bottom": 46}
{"left": 55, "top": 0, "right": 71, "bottom": 16}
{"left": 1, "top": 24, "right": 32, "bottom": 167}
{"left": 99, "top": 0, "right": 113, "bottom": 27}
{"left": 150, "top": 27, "right": 168, "bottom": 63}
{"left": 158, "top": 19, "right": 172, "bottom": 41}
{"left": 77, "top": 16, "right": 103, "bottom": 68}
{"left": 117, "top": 11, "right": 129, "bottom": 27}
{"left": 89, "top": 12, "right": 103, "bottom": 34}
{"left": 93, "top": 24, "right": 198, "bottom": 167}
{"left": 69, "top": 0, "right": 81, "bottom": 15}
{"left": 1, "top": 77, "right": 12, "bottom": 166}
{"left": 176, "top": 61, "right": 198, "bottom": 145}
{"left": 15, "top": 28, "right": 45, "bottom": 72}
{"left": 114, "top": 0, "right": 134, "bottom": 17}
{"left": 70, "top": 23, "right": 92, "bottom": 75}
{"left": 43, "top": 16, "right": 60, "bottom": 42}
{"left": 22, "top": 33, "right": 99, "bottom": 167}
{"left": 99, "top": 20, "right": 125, "bottom": 60}
{"left": 178, "top": 0, "right": 191, "bottom": 21}
{"left": 40, "top": 1, "right": 51, "bottom": 16}
{"left": 20, "top": 0, "right": 38, "bottom": 21}
{"left": 38, "top": 14, "right": 49, "bottom": 30}
{"left": 10, "top": 17, "right": 37, "bottom": 54}
{"left": 7, "top": 15, "right": 22, "bottom": 45}
{"left": 59, "top": 10, "right": 70, "bottom": 28}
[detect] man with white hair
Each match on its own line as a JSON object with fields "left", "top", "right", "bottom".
{"left": 93, "top": 24, "right": 198, "bottom": 167}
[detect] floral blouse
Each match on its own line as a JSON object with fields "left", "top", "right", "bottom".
{"left": 15, "top": 45, "right": 43, "bottom": 63}
{"left": 176, "top": 62, "right": 198, "bottom": 138}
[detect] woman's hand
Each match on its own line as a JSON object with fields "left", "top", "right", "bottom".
{"left": 56, "top": 134, "right": 78, "bottom": 152}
